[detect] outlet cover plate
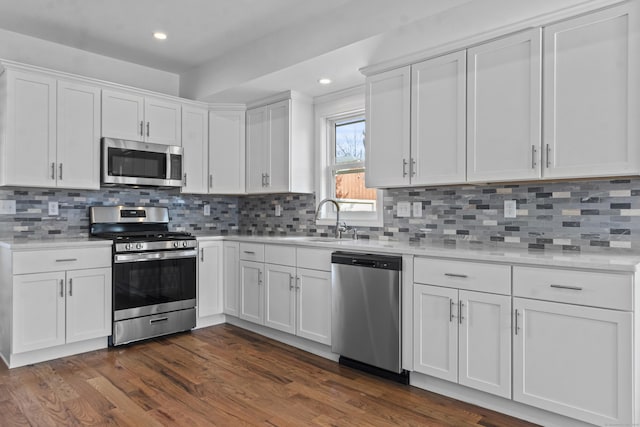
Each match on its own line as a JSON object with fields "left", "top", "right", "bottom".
{"left": 203, "top": 205, "right": 211, "bottom": 216}
{"left": 504, "top": 200, "right": 517, "bottom": 218}
{"left": 48, "top": 201, "right": 59, "bottom": 216}
{"left": 275, "top": 204, "right": 282, "bottom": 217}
{"left": 412, "top": 202, "right": 422, "bottom": 218}
{"left": 397, "top": 202, "right": 411, "bottom": 218}
{"left": 0, "top": 200, "right": 16, "bottom": 214}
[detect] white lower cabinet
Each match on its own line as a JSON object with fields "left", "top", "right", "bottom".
{"left": 197, "top": 241, "right": 223, "bottom": 319}
{"left": 264, "top": 263, "right": 296, "bottom": 334}
{"left": 512, "top": 265, "right": 634, "bottom": 426}
{"left": 239, "top": 260, "right": 265, "bottom": 324}
{"left": 413, "top": 284, "right": 511, "bottom": 398}
{"left": 13, "top": 267, "right": 111, "bottom": 354}
{"left": 222, "top": 241, "right": 240, "bottom": 316}
{"left": 295, "top": 267, "right": 331, "bottom": 345}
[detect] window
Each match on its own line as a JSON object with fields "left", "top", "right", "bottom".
{"left": 315, "top": 89, "right": 382, "bottom": 227}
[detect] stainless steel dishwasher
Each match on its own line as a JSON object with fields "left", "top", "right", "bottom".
{"left": 331, "top": 251, "right": 407, "bottom": 383}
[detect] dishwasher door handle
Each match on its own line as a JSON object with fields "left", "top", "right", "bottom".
{"left": 350, "top": 260, "right": 377, "bottom": 268}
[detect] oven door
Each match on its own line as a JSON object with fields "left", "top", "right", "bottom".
{"left": 113, "top": 249, "right": 196, "bottom": 321}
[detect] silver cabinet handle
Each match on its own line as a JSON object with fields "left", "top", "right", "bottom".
{"left": 458, "top": 300, "right": 464, "bottom": 325}
{"left": 56, "top": 258, "right": 78, "bottom": 262}
{"left": 402, "top": 159, "right": 408, "bottom": 177}
{"left": 411, "top": 158, "right": 416, "bottom": 177}
{"left": 146, "top": 122, "right": 150, "bottom": 137}
{"left": 550, "top": 284, "right": 583, "bottom": 291}
{"left": 444, "top": 273, "right": 468, "bottom": 278}
{"left": 296, "top": 276, "right": 300, "bottom": 290}
{"left": 200, "top": 248, "right": 204, "bottom": 262}
{"left": 514, "top": 309, "right": 520, "bottom": 335}
{"left": 150, "top": 317, "right": 169, "bottom": 324}
{"left": 68, "top": 278, "right": 73, "bottom": 296}
{"left": 449, "top": 299, "right": 455, "bottom": 322}
{"left": 261, "top": 173, "right": 265, "bottom": 187}
{"left": 531, "top": 145, "right": 537, "bottom": 169}
{"left": 546, "top": 144, "right": 551, "bottom": 168}
{"left": 51, "top": 162, "right": 55, "bottom": 180}
{"left": 258, "top": 270, "right": 262, "bottom": 285}
{"left": 183, "top": 173, "right": 187, "bottom": 187}
{"left": 289, "top": 274, "right": 294, "bottom": 290}
{"left": 265, "top": 173, "right": 270, "bottom": 186}
{"left": 209, "top": 174, "right": 213, "bottom": 188}
{"left": 60, "top": 279, "right": 64, "bottom": 298}
{"left": 243, "top": 250, "right": 255, "bottom": 254}
{"left": 139, "top": 121, "right": 144, "bottom": 136}
{"left": 59, "top": 163, "right": 63, "bottom": 180}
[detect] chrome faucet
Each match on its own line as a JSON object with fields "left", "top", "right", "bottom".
{"left": 314, "top": 198, "right": 345, "bottom": 239}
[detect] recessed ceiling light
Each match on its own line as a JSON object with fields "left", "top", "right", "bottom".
{"left": 153, "top": 32, "right": 167, "bottom": 40}
{"left": 318, "top": 78, "right": 332, "bottom": 85}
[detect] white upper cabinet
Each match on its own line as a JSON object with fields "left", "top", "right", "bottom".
{"left": 181, "top": 105, "right": 209, "bottom": 194}
{"left": 245, "top": 94, "right": 313, "bottom": 194}
{"left": 542, "top": 2, "right": 639, "bottom": 178}
{"left": 365, "top": 66, "right": 411, "bottom": 187}
{"left": 467, "top": 29, "right": 542, "bottom": 182}
{"left": 209, "top": 108, "right": 246, "bottom": 194}
{"left": 0, "top": 68, "right": 100, "bottom": 189}
{"left": 102, "top": 89, "right": 181, "bottom": 145}
{"left": 411, "top": 51, "right": 467, "bottom": 185}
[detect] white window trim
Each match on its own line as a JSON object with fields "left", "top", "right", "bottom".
{"left": 314, "top": 86, "right": 383, "bottom": 228}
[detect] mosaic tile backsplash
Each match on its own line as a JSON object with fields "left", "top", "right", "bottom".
{"left": 3, "top": 178, "right": 640, "bottom": 252}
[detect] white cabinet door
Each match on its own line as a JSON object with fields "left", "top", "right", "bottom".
{"left": 411, "top": 51, "right": 466, "bottom": 185}
{"left": 209, "top": 109, "right": 246, "bottom": 194}
{"left": 266, "top": 100, "right": 290, "bottom": 193}
{"left": 543, "top": 3, "right": 639, "bottom": 178}
{"left": 56, "top": 80, "right": 101, "bottom": 190}
{"left": 413, "top": 284, "right": 458, "bottom": 382}
{"left": 144, "top": 97, "right": 181, "bottom": 146}
{"left": 365, "top": 66, "right": 411, "bottom": 188}
{"left": 182, "top": 105, "right": 209, "bottom": 194}
{"left": 239, "top": 260, "right": 264, "bottom": 324}
{"left": 513, "top": 298, "right": 633, "bottom": 426}
{"left": 245, "top": 106, "right": 268, "bottom": 193}
{"left": 65, "top": 268, "right": 111, "bottom": 344}
{"left": 198, "top": 241, "right": 223, "bottom": 318}
{"left": 296, "top": 268, "right": 331, "bottom": 345}
{"left": 264, "top": 263, "right": 296, "bottom": 334}
{"left": 458, "top": 290, "right": 511, "bottom": 398}
{"left": 13, "top": 272, "right": 66, "bottom": 353}
{"left": 101, "top": 89, "right": 145, "bottom": 141}
{"left": 3, "top": 70, "right": 57, "bottom": 187}
{"left": 467, "top": 29, "right": 542, "bottom": 182}
{"left": 223, "top": 241, "right": 240, "bottom": 316}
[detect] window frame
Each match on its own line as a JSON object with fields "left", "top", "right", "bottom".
{"left": 314, "top": 87, "right": 383, "bottom": 228}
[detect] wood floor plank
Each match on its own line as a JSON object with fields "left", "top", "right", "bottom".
{"left": 0, "top": 324, "right": 540, "bottom": 427}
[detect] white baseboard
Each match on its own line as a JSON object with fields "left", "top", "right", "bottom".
{"left": 6, "top": 337, "right": 108, "bottom": 368}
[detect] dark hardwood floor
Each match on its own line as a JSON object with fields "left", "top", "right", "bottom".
{"left": 0, "top": 324, "right": 538, "bottom": 426}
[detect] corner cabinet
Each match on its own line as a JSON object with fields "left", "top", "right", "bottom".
{"left": 542, "top": 2, "right": 640, "bottom": 178}
{"left": 102, "top": 89, "right": 181, "bottom": 146}
{"left": 0, "top": 67, "right": 101, "bottom": 189}
{"left": 181, "top": 105, "right": 210, "bottom": 194}
{"left": 245, "top": 94, "right": 313, "bottom": 194}
{"left": 1, "top": 245, "right": 112, "bottom": 368}
{"left": 209, "top": 108, "right": 246, "bottom": 194}
{"left": 466, "top": 29, "right": 542, "bottom": 182}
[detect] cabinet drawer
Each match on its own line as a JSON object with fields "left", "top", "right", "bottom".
{"left": 13, "top": 247, "right": 111, "bottom": 275}
{"left": 414, "top": 257, "right": 511, "bottom": 295}
{"left": 513, "top": 266, "right": 633, "bottom": 311}
{"left": 297, "top": 247, "right": 332, "bottom": 271}
{"left": 265, "top": 244, "right": 296, "bottom": 266}
{"left": 239, "top": 243, "right": 264, "bottom": 262}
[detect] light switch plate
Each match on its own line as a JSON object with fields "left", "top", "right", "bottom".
{"left": 0, "top": 200, "right": 16, "bottom": 214}
{"left": 397, "top": 202, "right": 411, "bottom": 218}
{"left": 275, "top": 204, "right": 282, "bottom": 217}
{"left": 504, "top": 200, "right": 517, "bottom": 218}
{"left": 412, "top": 202, "right": 422, "bottom": 218}
{"left": 203, "top": 204, "right": 211, "bottom": 216}
{"left": 48, "top": 201, "right": 59, "bottom": 216}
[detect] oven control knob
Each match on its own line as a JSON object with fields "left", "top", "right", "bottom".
{"left": 173, "top": 241, "right": 180, "bottom": 248}
{"left": 125, "top": 243, "right": 132, "bottom": 251}
{"left": 182, "top": 241, "right": 188, "bottom": 248}
{"left": 136, "top": 243, "right": 143, "bottom": 250}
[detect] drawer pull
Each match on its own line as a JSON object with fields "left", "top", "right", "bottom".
{"left": 444, "top": 273, "right": 468, "bottom": 279}
{"left": 550, "top": 284, "right": 583, "bottom": 291}
{"left": 56, "top": 258, "right": 78, "bottom": 262}
{"left": 150, "top": 317, "right": 169, "bottom": 324}
{"left": 243, "top": 251, "right": 255, "bottom": 255}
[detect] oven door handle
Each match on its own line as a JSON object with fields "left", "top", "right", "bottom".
{"left": 114, "top": 249, "right": 197, "bottom": 263}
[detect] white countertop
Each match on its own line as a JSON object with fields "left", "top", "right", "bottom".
{"left": 197, "top": 234, "right": 640, "bottom": 273}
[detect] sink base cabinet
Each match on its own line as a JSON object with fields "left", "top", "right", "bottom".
{"left": 513, "top": 298, "right": 633, "bottom": 427}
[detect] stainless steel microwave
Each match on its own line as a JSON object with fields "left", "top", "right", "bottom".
{"left": 102, "top": 138, "right": 183, "bottom": 187}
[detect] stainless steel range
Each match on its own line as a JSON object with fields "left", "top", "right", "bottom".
{"left": 89, "top": 206, "right": 197, "bottom": 346}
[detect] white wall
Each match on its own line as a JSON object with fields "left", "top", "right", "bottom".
{"left": 0, "top": 28, "right": 179, "bottom": 95}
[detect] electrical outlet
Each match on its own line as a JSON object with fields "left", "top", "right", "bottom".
{"left": 203, "top": 204, "right": 211, "bottom": 216}
{"left": 0, "top": 200, "right": 16, "bottom": 214}
{"left": 504, "top": 200, "right": 517, "bottom": 218}
{"left": 397, "top": 202, "right": 411, "bottom": 218}
{"left": 275, "top": 204, "right": 282, "bottom": 217}
{"left": 48, "top": 201, "right": 59, "bottom": 216}
{"left": 412, "top": 202, "right": 422, "bottom": 218}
